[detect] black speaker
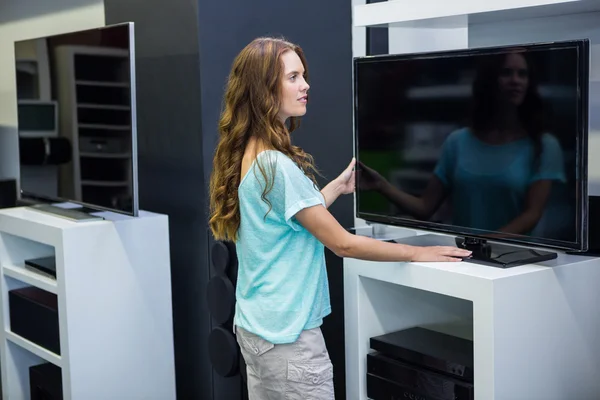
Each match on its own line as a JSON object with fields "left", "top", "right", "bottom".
{"left": 207, "top": 274, "right": 235, "bottom": 325}
{"left": 208, "top": 326, "right": 239, "bottom": 377}
{"left": 0, "top": 179, "right": 17, "bottom": 209}
{"left": 211, "top": 241, "right": 230, "bottom": 275}
{"left": 29, "top": 363, "right": 63, "bottom": 400}
{"left": 9, "top": 287, "right": 60, "bottom": 355}
{"left": 207, "top": 240, "right": 237, "bottom": 327}
{"left": 207, "top": 229, "right": 248, "bottom": 399}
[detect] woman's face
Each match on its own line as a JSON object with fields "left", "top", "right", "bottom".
{"left": 497, "top": 52, "right": 529, "bottom": 106}
{"left": 278, "top": 50, "right": 310, "bottom": 122}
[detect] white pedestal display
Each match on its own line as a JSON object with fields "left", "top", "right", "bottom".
{"left": 0, "top": 207, "right": 176, "bottom": 399}
{"left": 344, "top": 235, "right": 600, "bottom": 399}
{"left": 349, "top": 1, "right": 600, "bottom": 398}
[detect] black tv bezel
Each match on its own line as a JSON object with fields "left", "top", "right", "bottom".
{"left": 14, "top": 22, "right": 139, "bottom": 217}
{"left": 353, "top": 39, "right": 590, "bottom": 252}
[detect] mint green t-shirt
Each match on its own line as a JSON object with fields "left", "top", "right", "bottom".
{"left": 234, "top": 150, "right": 331, "bottom": 344}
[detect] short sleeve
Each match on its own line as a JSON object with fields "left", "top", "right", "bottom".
{"left": 263, "top": 151, "right": 324, "bottom": 231}
{"left": 531, "top": 134, "right": 567, "bottom": 183}
{"left": 433, "top": 129, "right": 461, "bottom": 187}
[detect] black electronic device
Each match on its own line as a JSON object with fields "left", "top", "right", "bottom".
{"left": 25, "top": 256, "right": 57, "bottom": 279}
{"left": 207, "top": 275, "right": 235, "bottom": 325}
{"left": 367, "top": 353, "right": 474, "bottom": 400}
{"left": 370, "top": 327, "right": 473, "bottom": 382}
{"left": 354, "top": 39, "right": 590, "bottom": 267}
{"left": 367, "top": 371, "right": 473, "bottom": 400}
{"left": 208, "top": 326, "right": 239, "bottom": 378}
{"left": 367, "top": 327, "right": 474, "bottom": 400}
{"left": 0, "top": 179, "right": 17, "bottom": 208}
{"left": 206, "top": 230, "right": 247, "bottom": 400}
{"left": 9, "top": 287, "right": 60, "bottom": 355}
{"left": 14, "top": 22, "right": 139, "bottom": 216}
{"left": 29, "top": 363, "right": 63, "bottom": 400}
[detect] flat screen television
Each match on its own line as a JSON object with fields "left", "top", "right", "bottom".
{"left": 14, "top": 22, "right": 138, "bottom": 217}
{"left": 354, "top": 39, "right": 589, "bottom": 267}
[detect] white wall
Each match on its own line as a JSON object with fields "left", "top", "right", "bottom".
{"left": 0, "top": 0, "right": 104, "bottom": 179}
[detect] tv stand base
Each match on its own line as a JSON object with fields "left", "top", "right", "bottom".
{"left": 28, "top": 204, "right": 104, "bottom": 222}
{"left": 394, "top": 234, "right": 557, "bottom": 268}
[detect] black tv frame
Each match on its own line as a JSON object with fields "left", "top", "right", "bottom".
{"left": 353, "top": 39, "right": 590, "bottom": 255}
{"left": 14, "top": 22, "right": 139, "bottom": 217}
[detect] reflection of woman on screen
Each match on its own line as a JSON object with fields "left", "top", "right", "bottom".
{"left": 360, "top": 51, "right": 566, "bottom": 235}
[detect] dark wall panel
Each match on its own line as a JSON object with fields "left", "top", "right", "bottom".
{"left": 103, "top": 1, "right": 212, "bottom": 399}
{"left": 196, "top": 2, "right": 353, "bottom": 398}
{"left": 366, "top": 0, "right": 389, "bottom": 55}
{"left": 105, "top": 0, "right": 353, "bottom": 398}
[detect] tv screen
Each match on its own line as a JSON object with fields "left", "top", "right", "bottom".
{"left": 14, "top": 22, "right": 138, "bottom": 216}
{"left": 354, "top": 40, "right": 589, "bottom": 252}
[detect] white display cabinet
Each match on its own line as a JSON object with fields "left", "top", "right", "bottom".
{"left": 0, "top": 206, "right": 176, "bottom": 399}
{"left": 348, "top": 1, "right": 600, "bottom": 399}
{"left": 345, "top": 245, "right": 600, "bottom": 400}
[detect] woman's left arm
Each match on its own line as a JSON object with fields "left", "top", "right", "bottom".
{"left": 321, "top": 158, "right": 356, "bottom": 208}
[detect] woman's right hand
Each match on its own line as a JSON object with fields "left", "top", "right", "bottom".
{"left": 410, "top": 246, "right": 472, "bottom": 262}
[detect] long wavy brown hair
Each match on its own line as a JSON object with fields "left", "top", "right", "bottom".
{"left": 209, "top": 37, "right": 319, "bottom": 242}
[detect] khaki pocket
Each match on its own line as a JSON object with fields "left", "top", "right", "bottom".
{"left": 238, "top": 329, "right": 275, "bottom": 357}
{"left": 285, "top": 359, "right": 334, "bottom": 400}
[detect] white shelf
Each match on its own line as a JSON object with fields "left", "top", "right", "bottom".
{"left": 353, "top": 0, "right": 599, "bottom": 27}
{"left": 80, "top": 152, "right": 130, "bottom": 159}
{"left": 0, "top": 207, "right": 80, "bottom": 248}
{"left": 5, "top": 331, "right": 62, "bottom": 367}
{"left": 2, "top": 264, "right": 57, "bottom": 294}
{"left": 0, "top": 207, "right": 176, "bottom": 400}
{"left": 81, "top": 180, "right": 129, "bottom": 187}
{"left": 63, "top": 45, "right": 128, "bottom": 57}
{"left": 75, "top": 80, "right": 129, "bottom": 88}
{"left": 78, "top": 123, "right": 130, "bottom": 131}
{"left": 78, "top": 104, "right": 130, "bottom": 111}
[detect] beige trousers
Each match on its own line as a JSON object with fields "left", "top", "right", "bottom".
{"left": 235, "top": 326, "right": 335, "bottom": 400}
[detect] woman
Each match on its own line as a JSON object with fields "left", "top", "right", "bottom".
{"left": 208, "top": 36, "right": 471, "bottom": 399}
{"left": 360, "top": 50, "right": 566, "bottom": 236}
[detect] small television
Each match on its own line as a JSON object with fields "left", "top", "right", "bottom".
{"left": 354, "top": 39, "right": 589, "bottom": 267}
{"left": 14, "top": 22, "right": 139, "bottom": 217}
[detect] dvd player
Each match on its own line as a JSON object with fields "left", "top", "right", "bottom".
{"left": 24, "top": 256, "right": 57, "bottom": 279}
{"left": 367, "top": 352, "right": 474, "bottom": 400}
{"left": 370, "top": 327, "right": 473, "bottom": 382}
